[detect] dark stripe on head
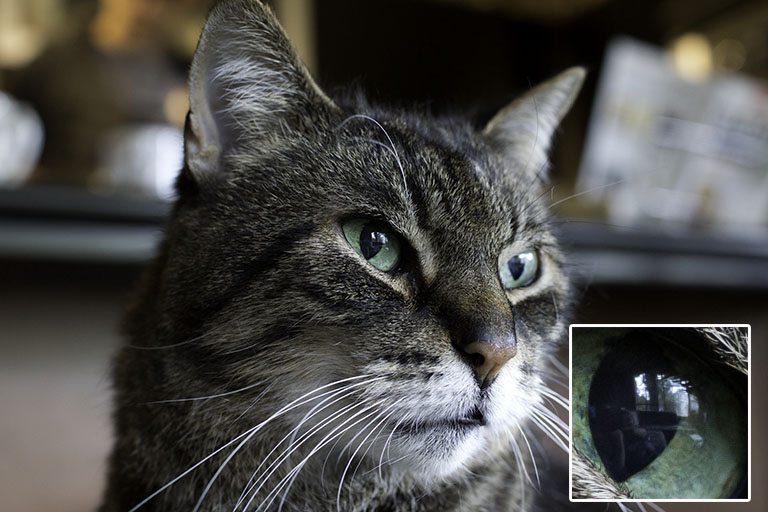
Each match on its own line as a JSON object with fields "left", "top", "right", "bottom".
{"left": 404, "top": 173, "right": 432, "bottom": 232}
{"left": 299, "top": 280, "right": 407, "bottom": 328}
{"left": 380, "top": 350, "right": 441, "bottom": 367}
{"left": 178, "top": 320, "right": 301, "bottom": 382}
{"left": 183, "top": 222, "right": 316, "bottom": 337}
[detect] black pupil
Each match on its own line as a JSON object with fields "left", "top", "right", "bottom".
{"left": 507, "top": 256, "right": 525, "bottom": 280}
{"left": 588, "top": 337, "right": 685, "bottom": 482}
{"left": 359, "top": 224, "right": 387, "bottom": 260}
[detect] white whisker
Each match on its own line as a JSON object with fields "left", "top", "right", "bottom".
{"left": 335, "top": 404, "right": 395, "bottom": 512}
{"left": 242, "top": 400, "right": 371, "bottom": 511}
{"left": 529, "top": 410, "right": 568, "bottom": 453}
{"left": 147, "top": 380, "right": 267, "bottom": 404}
{"left": 337, "top": 114, "right": 410, "bottom": 201}
{"left": 516, "top": 423, "right": 540, "bottom": 489}
{"left": 547, "top": 179, "right": 625, "bottom": 209}
{"left": 348, "top": 406, "right": 399, "bottom": 484}
{"left": 377, "top": 416, "right": 406, "bottom": 480}
{"left": 252, "top": 401, "right": 373, "bottom": 511}
{"left": 130, "top": 375, "right": 374, "bottom": 512}
{"left": 235, "top": 380, "right": 378, "bottom": 508}
{"left": 250, "top": 400, "right": 386, "bottom": 512}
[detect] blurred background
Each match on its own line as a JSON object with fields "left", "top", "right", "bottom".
{"left": 0, "top": 0, "right": 765, "bottom": 511}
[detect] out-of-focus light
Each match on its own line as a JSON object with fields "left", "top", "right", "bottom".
{"left": 669, "top": 33, "right": 713, "bottom": 82}
{"left": 0, "top": 27, "right": 45, "bottom": 69}
{"left": 713, "top": 38, "right": 747, "bottom": 73}
{"left": 0, "top": 0, "right": 46, "bottom": 68}
{"left": 0, "top": 91, "right": 44, "bottom": 186}
{"left": 163, "top": 86, "right": 189, "bottom": 129}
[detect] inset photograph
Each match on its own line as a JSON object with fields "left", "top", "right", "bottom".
{"left": 569, "top": 325, "right": 749, "bottom": 501}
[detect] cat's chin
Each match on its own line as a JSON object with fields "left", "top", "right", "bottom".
{"left": 382, "top": 418, "right": 493, "bottom": 482}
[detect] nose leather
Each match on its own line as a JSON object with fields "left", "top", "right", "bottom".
{"left": 463, "top": 340, "right": 517, "bottom": 389}
{"left": 433, "top": 286, "right": 517, "bottom": 390}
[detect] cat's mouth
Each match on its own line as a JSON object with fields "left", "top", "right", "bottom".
{"left": 403, "top": 406, "right": 486, "bottom": 433}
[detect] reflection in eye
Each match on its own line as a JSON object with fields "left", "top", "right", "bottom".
{"left": 572, "top": 327, "right": 748, "bottom": 500}
{"left": 590, "top": 344, "right": 690, "bottom": 481}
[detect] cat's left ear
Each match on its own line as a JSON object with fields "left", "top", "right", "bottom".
{"left": 184, "top": 0, "right": 340, "bottom": 182}
{"left": 483, "top": 67, "right": 585, "bottom": 183}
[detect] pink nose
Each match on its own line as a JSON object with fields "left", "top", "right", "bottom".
{"left": 462, "top": 340, "right": 517, "bottom": 389}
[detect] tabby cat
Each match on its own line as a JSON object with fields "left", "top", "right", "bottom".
{"left": 101, "top": 1, "right": 584, "bottom": 510}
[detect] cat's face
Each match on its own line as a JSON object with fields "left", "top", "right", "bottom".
{"left": 153, "top": 0, "right": 582, "bottom": 485}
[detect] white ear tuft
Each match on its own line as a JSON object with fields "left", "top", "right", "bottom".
{"left": 185, "top": 0, "right": 338, "bottom": 179}
{"left": 483, "top": 67, "right": 585, "bottom": 183}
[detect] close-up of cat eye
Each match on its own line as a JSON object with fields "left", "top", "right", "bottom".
{"left": 570, "top": 326, "right": 749, "bottom": 501}
{"left": 342, "top": 218, "right": 402, "bottom": 273}
{"left": 498, "top": 249, "right": 539, "bottom": 290}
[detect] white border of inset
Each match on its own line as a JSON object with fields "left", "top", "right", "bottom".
{"left": 568, "top": 324, "right": 751, "bottom": 503}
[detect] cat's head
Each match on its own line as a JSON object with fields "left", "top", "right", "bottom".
{"left": 148, "top": 0, "right": 583, "bottom": 483}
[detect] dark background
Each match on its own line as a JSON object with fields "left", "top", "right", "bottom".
{"left": 0, "top": 0, "right": 765, "bottom": 510}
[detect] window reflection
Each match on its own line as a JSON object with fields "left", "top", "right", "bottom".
{"left": 588, "top": 345, "right": 698, "bottom": 481}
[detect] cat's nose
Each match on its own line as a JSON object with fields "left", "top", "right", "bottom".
{"left": 462, "top": 340, "right": 517, "bottom": 389}
{"left": 438, "top": 295, "right": 517, "bottom": 389}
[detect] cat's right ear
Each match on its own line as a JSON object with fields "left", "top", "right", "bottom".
{"left": 184, "top": 0, "right": 339, "bottom": 182}
{"left": 483, "top": 67, "right": 585, "bottom": 185}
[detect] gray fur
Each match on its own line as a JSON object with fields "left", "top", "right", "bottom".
{"left": 101, "top": 1, "right": 583, "bottom": 510}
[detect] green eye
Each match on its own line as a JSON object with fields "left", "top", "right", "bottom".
{"left": 498, "top": 250, "right": 538, "bottom": 290}
{"left": 342, "top": 219, "right": 402, "bottom": 272}
{"left": 571, "top": 327, "right": 747, "bottom": 499}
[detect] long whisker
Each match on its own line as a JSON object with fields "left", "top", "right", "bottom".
{"left": 529, "top": 409, "right": 569, "bottom": 452}
{"left": 250, "top": 400, "right": 387, "bottom": 512}
{"left": 193, "top": 419, "right": 265, "bottom": 512}
{"left": 363, "top": 453, "right": 410, "bottom": 478}
{"left": 129, "top": 374, "right": 373, "bottom": 512}
{"left": 344, "top": 403, "right": 400, "bottom": 495}
{"left": 235, "top": 381, "right": 378, "bottom": 509}
{"left": 147, "top": 380, "right": 267, "bottom": 404}
{"left": 531, "top": 411, "right": 570, "bottom": 447}
{"left": 253, "top": 400, "right": 376, "bottom": 512}
{"left": 201, "top": 380, "right": 380, "bottom": 512}
{"left": 533, "top": 402, "right": 569, "bottom": 430}
{"left": 336, "top": 405, "right": 396, "bottom": 512}
{"left": 230, "top": 380, "right": 279, "bottom": 425}
{"left": 506, "top": 424, "right": 533, "bottom": 487}
{"left": 547, "top": 179, "right": 625, "bottom": 209}
{"left": 516, "top": 422, "right": 541, "bottom": 489}
{"left": 377, "top": 415, "right": 406, "bottom": 480}
{"left": 125, "top": 322, "right": 231, "bottom": 351}
{"left": 540, "top": 387, "right": 569, "bottom": 410}
{"left": 272, "top": 402, "right": 390, "bottom": 512}
{"left": 128, "top": 424, "right": 260, "bottom": 512}
{"left": 337, "top": 114, "right": 410, "bottom": 200}
{"left": 241, "top": 399, "right": 372, "bottom": 511}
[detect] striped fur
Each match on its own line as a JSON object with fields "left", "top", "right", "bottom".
{"left": 101, "top": 1, "right": 583, "bottom": 511}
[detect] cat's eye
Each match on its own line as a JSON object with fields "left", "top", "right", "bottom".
{"left": 342, "top": 219, "right": 402, "bottom": 272}
{"left": 498, "top": 249, "right": 538, "bottom": 290}
{"left": 571, "top": 327, "right": 748, "bottom": 499}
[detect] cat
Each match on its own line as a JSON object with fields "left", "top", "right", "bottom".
{"left": 100, "top": 1, "right": 584, "bottom": 510}
{"left": 571, "top": 326, "right": 749, "bottom": 501}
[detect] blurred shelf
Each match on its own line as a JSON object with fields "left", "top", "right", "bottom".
{"left": 0, "top": 219, "right": 161, "bottom": 264}
{"left": 0, "top": 186, "right": 167, "bottom": 264}
{"left": 0, "top": 186, "right": 169, "bottom": 223}
{"left": 559, "top": 221, "right": 768, "bottom": 289}
{"left": 1, "top": 187, "right": 767, "bottom": 288}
